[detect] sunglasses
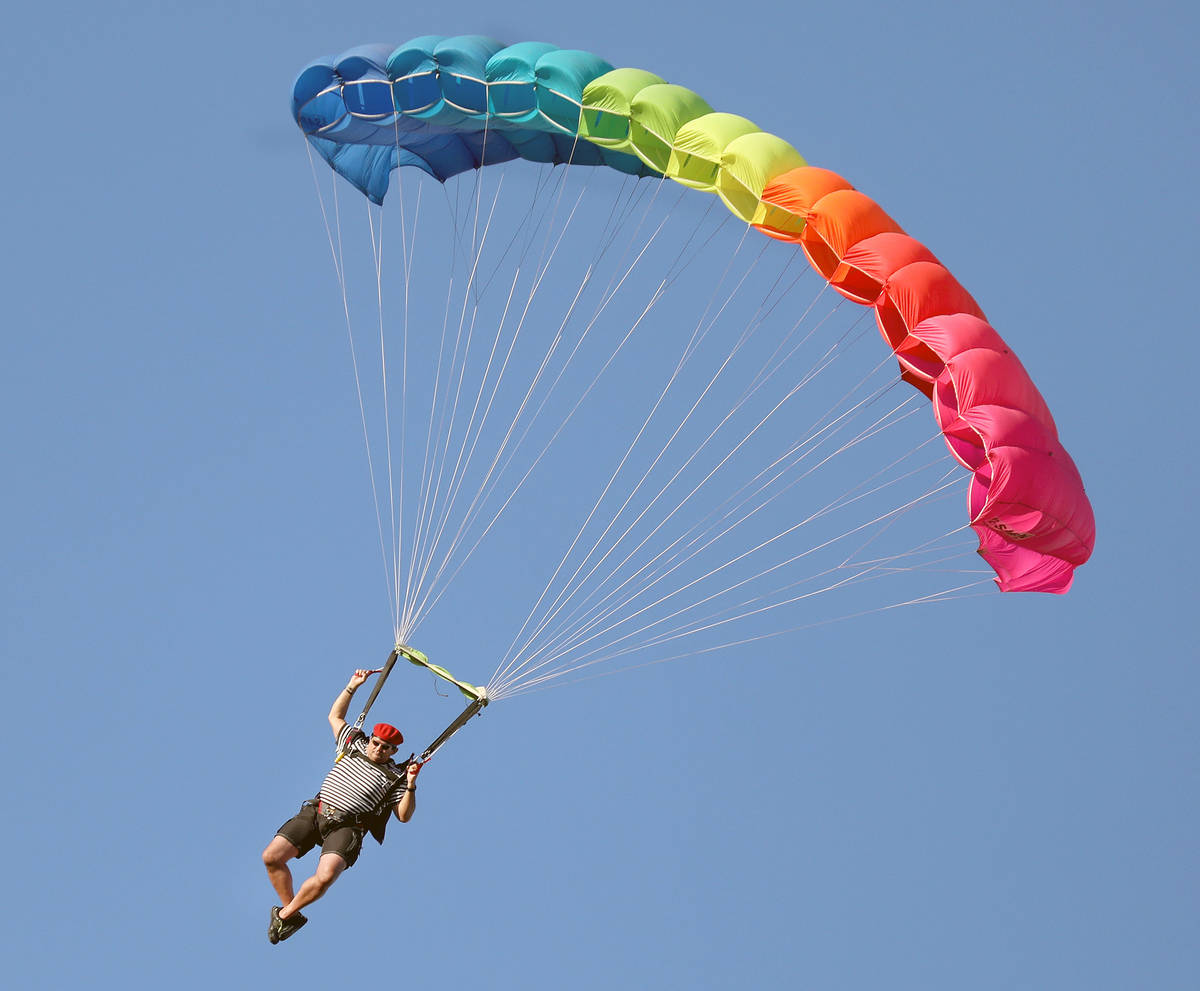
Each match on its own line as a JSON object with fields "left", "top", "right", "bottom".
{"left": 369, "top": 738, "right": 399, "bottom": 751}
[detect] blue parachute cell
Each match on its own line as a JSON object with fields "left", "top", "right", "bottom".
{"left": 292, "top": 36, "right": 651, "bottom": 202}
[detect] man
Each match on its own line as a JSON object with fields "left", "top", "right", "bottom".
{"left": 262, "top": 667, "right": 421, "bottom": 943}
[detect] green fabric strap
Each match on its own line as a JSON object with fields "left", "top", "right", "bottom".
{"left": 397, "top": 645, "right": 487, "bottom": 702}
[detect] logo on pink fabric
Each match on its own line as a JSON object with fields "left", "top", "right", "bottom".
{"left": 987, "top": 517, "right": 1034, "bottom": 540}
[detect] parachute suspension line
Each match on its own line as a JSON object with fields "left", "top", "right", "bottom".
{"left": 407, "top": 175, "right": 705, "bottom": 635}
{"left": 486, "top": 315, "right": 969, "bottom": 699}
{"left": 657, "top": 314, "right": 908, "bottom": 547}
{"left": 365, "top": 200, "right": 404, "bottom": 636}
{"left": 742, "top": 277, "right": 840, "bottom": 400}
{"left": 598, "top": 469, "right": 973, "bottom": 652}
{"left": 406, "top": 174, "right": 660, "bottom": 632}
{"left": 405, "top": 160, "right": 560, "bottom": 617}
{"left": 678, "top": 225, "right": 765, "bottom": 365}
{"left": 400, "top": 182, "right": 464, "bottom": 636}
{"left": 395, "top": 180, "right": 424, "bottom": 643}
{"left": 484, "top": 197, "right": 739, "bottom": 688}
{"left": 471, "top": 163, "right": 560, "bottom": 302}
{"left": 633, "top": 518, "right": 983, "bottom": 651}
{"left": 808, "top": 426, "right": 946, "bottom": 532}
{"left": 399, "top": 174, "right": 493, "bottom": 635}
{"left": 536, "top": 384, "right": 921, "bottom": 647}
{"left": 503, "top": 539, "right": 985, "bottom": 695}
{"left": 491, "top": 577, "right": 996, "bottom": 702}
{"left": 400, "top": 168, "right": 546, "bottom": 636}
{"left": 403, "top": 184, "right": 594, "bottom": 626}
{"left": 499, "top": 350, "right": 915, "bottom": 682}
{"left": 457, "top": 179, "right": 668, "bottom": 513}
{"left": 487, "top": 403, "right": 939, "bottom": 697}
{"left": 835, "top": 474, "right": 974, "bottom": 574}
{"left": 541, "top": 450, "right": 957, "bottom": 674}
{"left": 428, "top": 170, "right": 615, "bottom": 521}
{"left": 405, "top": 264, "right": 530, "bottom": 623}
{"left": 469, "top": 180, "right": 691, "bottom": 491}
{"left": 544, "top": 398, "right": 944, "bottom": 666}
{"left": 406, "top": 179, "right": 705, "bottom": 632}
{"left": 490, "top": 473, "right": 974, "bottom": 698}
{"left": 495, "top": 225, "right": 771, "bottom": 680}
{"left": 490, "top": 236, "right": 852, "bottom": 692}
{"left": 402, "top": 163, "right": 598, "bottom": 631}
{"left": 412, "top": 168, "right": 592, "bottom": 580}
{"left": 405, "top": 172, "right": 509, "bottom": 614}
{"left": 634, "top": 305, "right": 882, "bottom": 562}
{"left": 443, "top": 172, "right": 612, "bottom": 530}
{"left": 386, "top": 113, "right": 421, "bottom": 643}
{"left": 534, "top": 232, "right": 788, "bottom": 618}
{"left": 304, "top": 141, "right": 396, "bottom": 624}
{"left": 488, "top": 186, "right": 729, "bottom": 684}
{"left": 400, "top": 154, "right": 611, "bottom": 635}
{"left": 594, "top": 228, "right": 834, "bottom": 553}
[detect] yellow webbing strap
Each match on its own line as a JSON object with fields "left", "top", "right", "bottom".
{"left": 396, "top": 644, "right": 487, "bottom": 704}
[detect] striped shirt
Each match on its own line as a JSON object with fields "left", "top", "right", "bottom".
{"left": 319, "top": 725, "right": 407, "bottom": 816}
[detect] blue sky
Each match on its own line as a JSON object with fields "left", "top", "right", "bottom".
{"left": 3, "top": 1, "right": 1196, "bottom": 988}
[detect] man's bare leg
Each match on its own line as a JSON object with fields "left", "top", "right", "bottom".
{"left": 281, "top": 852, "right": 346, "bottom": 919}
{"left": 262, "top": 836, "right": 301, "bottom": 906}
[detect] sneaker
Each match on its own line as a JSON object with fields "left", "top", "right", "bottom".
{"left": 270, "top": 906, "right": 308, "bottom": 943}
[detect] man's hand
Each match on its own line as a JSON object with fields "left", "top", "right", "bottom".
{"left": 406, "top": 761, "right": 422, "bottom": 787}
{"left": 330, "top": 669, "right": 379, "bottom": 738}
{"left": 347, "top": 668, "right": 376, "bottom": 691}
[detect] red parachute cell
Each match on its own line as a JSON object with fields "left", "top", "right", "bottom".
{"left": 830, "top": 233, "right": 940, "bottom": 305}
{"left": 753, "top": 163, "right": 1093, "bottom": 591}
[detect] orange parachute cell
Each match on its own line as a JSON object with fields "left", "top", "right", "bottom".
{"left": 801, "top": 189, "right": 903, "bottom": 280}
{"left": 754, "top": 166, "right": 853, "bottom": 241}
{"left": 830, "top": 232, "right": 939, "bottom": 305}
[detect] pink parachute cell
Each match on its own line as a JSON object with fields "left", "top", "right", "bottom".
{"left": 754, "top": 167, "right": 1094, "bottom": 592}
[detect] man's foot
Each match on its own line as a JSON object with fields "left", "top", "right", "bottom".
{"left": 268, "top": 906, "right": 308, "bottom": 944}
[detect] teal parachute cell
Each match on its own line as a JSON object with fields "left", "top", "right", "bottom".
{"left": 292, "top": 38, "right": 653, "bottom": 202}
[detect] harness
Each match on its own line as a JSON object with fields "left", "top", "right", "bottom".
{"left": 316, "top": 731, "right": 413, "bottom": 845}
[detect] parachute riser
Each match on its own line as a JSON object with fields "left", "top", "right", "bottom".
{"left": 351, "top": 647, "right": 401, "bottom": 731}
{"left": 418, "top": 696, "right": 487, "bottom": 765}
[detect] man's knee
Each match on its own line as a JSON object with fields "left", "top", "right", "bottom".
{"left": 263, "top": 836, "right": 299, "bottom": 868}
{"left": 315, "top": 854, "right": 347, "bottom": 885}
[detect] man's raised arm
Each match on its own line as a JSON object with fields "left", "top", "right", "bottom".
{"left": 328, "top": 669, "right": 373, "bottom": 740}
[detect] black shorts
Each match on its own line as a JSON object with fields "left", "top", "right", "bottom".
{"left": 276, "top": 801, "right": 365, "bottom": 868}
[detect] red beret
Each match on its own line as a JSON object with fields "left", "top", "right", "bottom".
{"left": 372, "top": 722, "right": 404, "bottom": 744}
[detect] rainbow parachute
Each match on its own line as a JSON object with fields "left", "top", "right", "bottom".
{"left": 293, "top": 33, "right": 1094, "bottom": 605}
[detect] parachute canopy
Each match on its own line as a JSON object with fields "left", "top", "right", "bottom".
{"left": 292, "top": 33, "right": 1094, "bottom": 596}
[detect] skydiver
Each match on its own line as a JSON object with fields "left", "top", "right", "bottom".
{"left": 262, "top": 668, "right": 420, "bottom": 944}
